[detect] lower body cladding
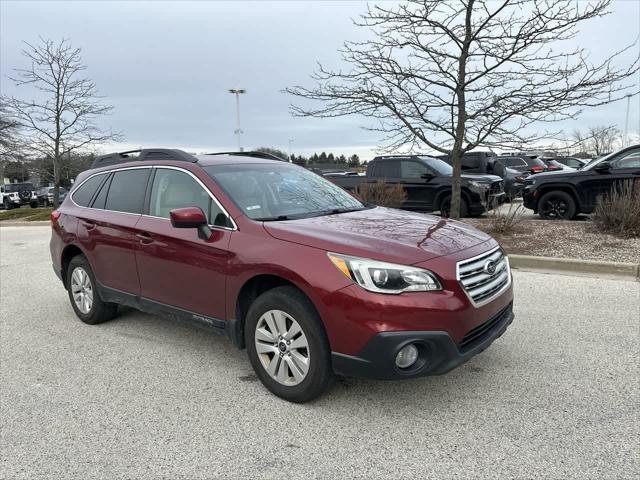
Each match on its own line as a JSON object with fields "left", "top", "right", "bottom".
{"left": 332, "top": 303, "right": 514, "bottom": 380}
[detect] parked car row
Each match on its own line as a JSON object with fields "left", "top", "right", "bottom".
{"left": 0, "top": 184, "right": 68, "bottom": 209}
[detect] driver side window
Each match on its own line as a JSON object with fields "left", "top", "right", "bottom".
{"left": 401, "top": 160, "right": 430, "bottom": 178}
{"left": 149, "top": 169, "right": 229, "bottom": 227}
{"left": 611, "top": 148, "right": 640, "bottom": 169}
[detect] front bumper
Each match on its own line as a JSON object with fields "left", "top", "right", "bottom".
{"left": 332, "top": 302, "right": 514, "bottom": 380}
{"left": 522, "top": 187, "right": 537, "bottom": 211}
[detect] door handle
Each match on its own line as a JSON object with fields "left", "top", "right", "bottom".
{"left": 80, "top": 220, "right": 96, "bottom": 231}
{"left": 136, "top": 232, "right": 154, "bottom": 245}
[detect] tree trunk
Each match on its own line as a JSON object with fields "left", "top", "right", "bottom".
{"left": 450, "top": 0, "right": 474, "bottom": 219}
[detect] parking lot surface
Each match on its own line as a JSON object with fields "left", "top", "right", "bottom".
{"left": 1, "top": 226, "right": 639, "bottom": 479}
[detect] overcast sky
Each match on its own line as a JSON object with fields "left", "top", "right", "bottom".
{"left": 1, "top": 0, "right": 639, "bottom": 159}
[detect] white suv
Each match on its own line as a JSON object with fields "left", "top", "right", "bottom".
{"left": 1, "top": 183, "right": 39, "bottom": 209}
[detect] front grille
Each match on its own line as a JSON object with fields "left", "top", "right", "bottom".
{"left": 459, "top": 304, "right": 511, "bottom": 351}
{"left": 457, "top": 247, "right": 510, "bottom": 306}
{"left": 489, "top": 180, "right": 504, "bottom": 194}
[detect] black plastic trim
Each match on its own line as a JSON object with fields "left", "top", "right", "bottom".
{"left": 96, "top": 282, "right": 228, "bottom": 335}
{"left": 332, "top": 303, "right": 514, "bottom": 380}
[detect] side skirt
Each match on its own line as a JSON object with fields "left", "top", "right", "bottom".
{"left": 96, "top": 282, "right": 231, "bottom": 338}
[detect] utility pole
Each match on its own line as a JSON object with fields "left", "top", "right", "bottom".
{"left": 228, "top": 89, "right": 246, "bottom": 151}
{"left": 288, "top": 139, "right": 294, "bottom": 163}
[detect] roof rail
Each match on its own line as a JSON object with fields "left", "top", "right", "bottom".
{"left": 206, "top": 151, "right": 288, "bottom": 162}
{"left": 91, "top": 148, "right": 198, "bottom": 169}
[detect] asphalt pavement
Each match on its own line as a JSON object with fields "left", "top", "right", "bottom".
{"left": 1, "top": 225, "right": 638, "bottom": 479}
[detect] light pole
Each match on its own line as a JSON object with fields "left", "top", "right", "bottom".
{"left": 288, "top": 139, "right": 294, "bottom": 163}
{"left": 623, "top": 93, "right": 632, "bottom": 147}
{"left": 228, "top": 88, "right": 246, "bottom": 151}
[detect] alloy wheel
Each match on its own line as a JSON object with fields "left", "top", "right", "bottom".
{"left": 71, "top": 266, "right": 93, "bottom": 314}
{"left": 254, "top": 309, "right": 310, "bottom": 386}
{"left": 541, "top": 198, "right": 568, "bottom": 218}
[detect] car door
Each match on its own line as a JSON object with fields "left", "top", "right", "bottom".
{"left": 75, "top": 167, "right": 151, "bottom": 295}
{"left": 400, "top": 159, "right": 438, "bottom": 210}
{"left": 134, "top": 166, "right": 235, "bottom": 320}
{"left": 582, "top": 147, "right": 640, "bottom": 210}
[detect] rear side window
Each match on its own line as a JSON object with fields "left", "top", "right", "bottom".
{"left": 461, "top": 154, "right": 481, "bottom": 170}
{"left": 72, "top": 174, "right": 107, "bottom": 207}
{"left": 104, "top": 169, "right": 150, "bottom": 214}
{"left": 91, "top": 174, "right": 112, "bottom": 210}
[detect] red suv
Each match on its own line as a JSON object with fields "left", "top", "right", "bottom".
{"left": 50, "top": 149, "right": 514, "bottom": 402}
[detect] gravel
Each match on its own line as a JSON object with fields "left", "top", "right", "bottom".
{"left": 1, "top": 226, "right": 639, "bottom": 479}
{"left": 464, "top": 209, "right": 640, "bottom": 264}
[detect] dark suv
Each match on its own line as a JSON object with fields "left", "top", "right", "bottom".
{"left": 523, "top": 145, "right": 640, "bottom": 219}
{"left": 50, "top": 148, "right": 514, "bottom": 402}
{"left": 329, "top": 155, "right": 504, "bottom": 217}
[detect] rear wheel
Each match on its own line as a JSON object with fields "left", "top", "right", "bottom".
{"left": 66, "top": 255, "right": 118, "bottom": 325}
{"left": 439, "top": 195, "right": 469, "bottom": 218}
{"left": 538, "top": 191, "right": 576, "bottom": 220}
{"left": 30, "top": 201, "right": 38, "bottom": 208}
{"left": 245, "top": 286, "right": 332, "bottom": 403}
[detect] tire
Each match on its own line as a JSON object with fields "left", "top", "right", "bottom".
{"left": 538, "top": 191, "right": 576, "bottom": 220}
{"left": 66, "top": 255, "right": 118, "bottom": 325}
{"left": 30, "top": 202, "right": 38, "bottom": 208}
{"left": 245, "top": 286, "right": 333, "bottom": 403}
{"left": 439, "top": 195, "right": 469, "bottom": 218}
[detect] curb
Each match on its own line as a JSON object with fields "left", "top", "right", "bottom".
{"left": 509, "top": 254, "right": 640, "bottom": 281}
{"left": 0, "top": 221, "right": 50, "bottom": 227}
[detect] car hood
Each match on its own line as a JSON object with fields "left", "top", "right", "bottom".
{"left": 461, "top": 173, "right": 502, "bottom": 182}
{"left": 263, "top": 207, "right": 494, "bottom": 265}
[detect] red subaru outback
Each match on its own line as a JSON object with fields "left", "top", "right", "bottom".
{"left": 50, "top": 149, "right": 514, "bottom": 402}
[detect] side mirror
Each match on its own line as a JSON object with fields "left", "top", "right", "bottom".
{"left": 170, "top": 207, "right": 212, "bottom": 240}
{"left": 594, "top": 161, "right": 612, "bottom": 174}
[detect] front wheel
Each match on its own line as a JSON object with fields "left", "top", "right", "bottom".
{"left": 538, "top": 191, "right": 576, "bottom": 220}
{"left": 245, "top": 286, "right": 333, "bottom": 403}
{"left": 66, "top": 255, "right": 118, "bottom": 325}
{"left": 30, "top": 201, "right": 38, "bottom": 208}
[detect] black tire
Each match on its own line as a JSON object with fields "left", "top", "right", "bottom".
{"left": 245, "top": 286, "right": 333, "bottom": 403}
{"left": 439, "top": 195, "right": 469, "bottom": 218}
{"left": 4, "top": 199, "right": 13, "bottom": 210}
{"left": 538, "top": 191, "right": 576, "bottom": 220}
{"left": 30, "top": 201, "right": 38, "bottom": 208}
{"left": 66, "top": 255, "right": 118, "bottom": 325}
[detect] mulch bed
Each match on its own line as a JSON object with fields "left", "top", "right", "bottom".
{"left": 462, "top": 217, "right": 640, "bottom": 264}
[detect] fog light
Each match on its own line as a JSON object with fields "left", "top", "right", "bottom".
{"left": 395, "top": 344, "right": 419, "bottom": 369}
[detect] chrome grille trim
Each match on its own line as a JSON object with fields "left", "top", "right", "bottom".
{"left": 456, "top": 246, "right": 511, "bottom": 307}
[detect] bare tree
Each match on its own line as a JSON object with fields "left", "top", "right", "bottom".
{"left": 286, "top": 0, "right": 638, "bottom": 218}
{"left": 5, "top": 38, "right": 119, "bottom": 206}
{"left": 0, "top": 97, "right": 24, "bottom": 181}
{"left": 588, "top": 125, "right": 620, "bottom": 156}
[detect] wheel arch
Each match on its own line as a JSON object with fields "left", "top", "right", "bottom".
{"left": 231, "top": 273, "right": 322, "bottom": 350}
{"left": 60, "top": 244, "right": 87, "bottom": 289}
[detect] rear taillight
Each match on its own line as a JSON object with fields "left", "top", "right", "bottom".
{"left": 51, "top": 210, "right": 61, "bottom": 225}
{"left": 530, "top": 166, "right": 544, "bottom": 174}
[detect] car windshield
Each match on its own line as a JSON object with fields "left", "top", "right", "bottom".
{"left": 417, "top": 156, "right": 453, "bottom": 175}
{"left": 4, "top": 183, "right": 34, "bottom": 192}
{"left": 203, "top": 163, "right": 367, "bottom": 221}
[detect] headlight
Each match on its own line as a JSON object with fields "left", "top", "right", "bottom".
{"left": 524, "top": 179, "right": 536, "bottom": 186}
{"left": 328, "top": 253, "right": 441, "bottom": 294}
{"left": 468, "top": 180, "right": 491, "bottom": 190}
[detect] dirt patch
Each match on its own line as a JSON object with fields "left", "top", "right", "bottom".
{"left": 463, "top": 218, "right": 640, "bottom": 264}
